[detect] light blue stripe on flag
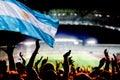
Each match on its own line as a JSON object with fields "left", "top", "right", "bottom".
{"left": 0, "top": 0, "right": 59, "bottom": 47}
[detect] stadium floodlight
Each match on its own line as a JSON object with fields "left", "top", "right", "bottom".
{"left": 19, "top": 39, "right": 35, "bottom": 46}
{"left": 19, "top": 38, "right": 83, "bottom": 46}
{"left": 85, "top": 38, "right": 97, "bottom": 45}
{"left": 23, "top": 41, "right": 35, "bottom": 46}
{"left": 55, "top": 38, "right": 83, "bottom": 45}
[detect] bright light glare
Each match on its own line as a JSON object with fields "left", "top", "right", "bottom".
{"left": 74, "top": 41, "right": 79, "bottom": 45}
{"left": 19, "top": 39, "right": 36, "bottom": 46}
{"left": 23, "top": 41, "right": 34, "bottom": 46}
{"left": 86, "top": 38, "right": 97, "bottom": 45}
{"left": 20, "top": 38, "right": 83, "bottom": 46}
{"left": 55, "top": 38, "right": 82, "bottom": 45}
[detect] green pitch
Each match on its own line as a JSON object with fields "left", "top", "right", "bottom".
{"left": 25, "top": 53, "right": 100, "bottom": 70}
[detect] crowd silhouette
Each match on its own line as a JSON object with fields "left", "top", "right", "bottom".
{"left": 0, "top": 39, "right": 120, "bottom": 80}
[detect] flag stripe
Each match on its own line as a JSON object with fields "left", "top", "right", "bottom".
{"left": 0, "top": 1, "right": 58, "bottom": 38}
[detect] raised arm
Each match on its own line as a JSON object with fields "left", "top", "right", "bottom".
{"left": 27, "top": 39, "right": 40, "bottom": 68}
{"left": 62, "top": 50, "right": 71, "bottom": 80}
{"left": 19, "top": 52, "right": 26, "bottom": 65}
{"left": 26, "top": 39, "right": 41, "bottom": 80}
{"left": 35, "top": 56, "right": 43, "bottom": 73}
{"left": 104, "top": 49, "right": 110, "bottom": 71}
{"left": 1, "top": 45, "right": 16, "bottom": 71}
{"left": 112, "top": 54, "right": 119, "bottom": 73}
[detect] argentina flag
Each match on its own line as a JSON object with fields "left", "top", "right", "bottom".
{"left": 0, "top": 0, "right": 59, "bottom": 47}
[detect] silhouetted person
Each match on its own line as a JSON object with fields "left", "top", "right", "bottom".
{"left": 74, "top": 73, "right": 91, "bottom": 80}
{"left": 62, "top": 50, "right": 71, "bottom": 80}
{"left": 0, "top": 60, "right": 9, "bottom": 80}
{"left": 104, "top": 49, "right": 110, "bottom": 71}
{"left": 1, "top": 45, "right": 16, "bottom": 71}
{"left": 26, "top": 39, "right": 40, "bottom": 80}
{"left": 39, "top": 62, "right": 55, "bottom": 80}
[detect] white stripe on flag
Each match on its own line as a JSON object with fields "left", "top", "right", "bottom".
{"left": 0, "top": 1, "right": 57, "bottom": 38}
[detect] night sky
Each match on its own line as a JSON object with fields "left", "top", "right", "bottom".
{"left": 19, "top": 0, "right": 119, "bottom": 13}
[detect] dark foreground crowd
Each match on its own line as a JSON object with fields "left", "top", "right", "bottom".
{"left": 0, "top": 40, "right": 120, "bottom": 80}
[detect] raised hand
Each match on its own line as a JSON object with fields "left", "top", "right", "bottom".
{"left": 113, "top": 54, "right": 117, "bottom": 61}
{"left": 27, "top": 39, "right": 40, "bottom": 68}
{"left": 19, "top": 52, "right": 23, "bottom": 57}
{"left": 104, "top": 49, "right": 110, "bottom": 71}
{"left": 35, "top": 56, "right": 43, "bottom": 66}
{"left": 98, "top": 58, "right": 106, "bottom": 69}
{"left": 68, "top": 56, "right": 74, "bottom": 65}
{"left": 63, "top": 50, "right": 71, "bottom": 58}
{"left": 104, "top": 49, "right": 109, "bottom": 58}
{"left": 112, "top": 54, "right": 119, "bottom": 72}
{"left": 19, "top": 52, "right": 26, "bottom": 65}
{"left": 63, "top": 50, "right": 71, "bottom": 80}
{"left": 35, "top": 56, "right": 43, "bottom": 73}
{"left": 56, "top": 60, "right": 60, "bottom": 71}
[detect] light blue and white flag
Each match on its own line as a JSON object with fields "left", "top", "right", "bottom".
{"left": 0, "top": 0, "right": 59, "bottom": 47}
